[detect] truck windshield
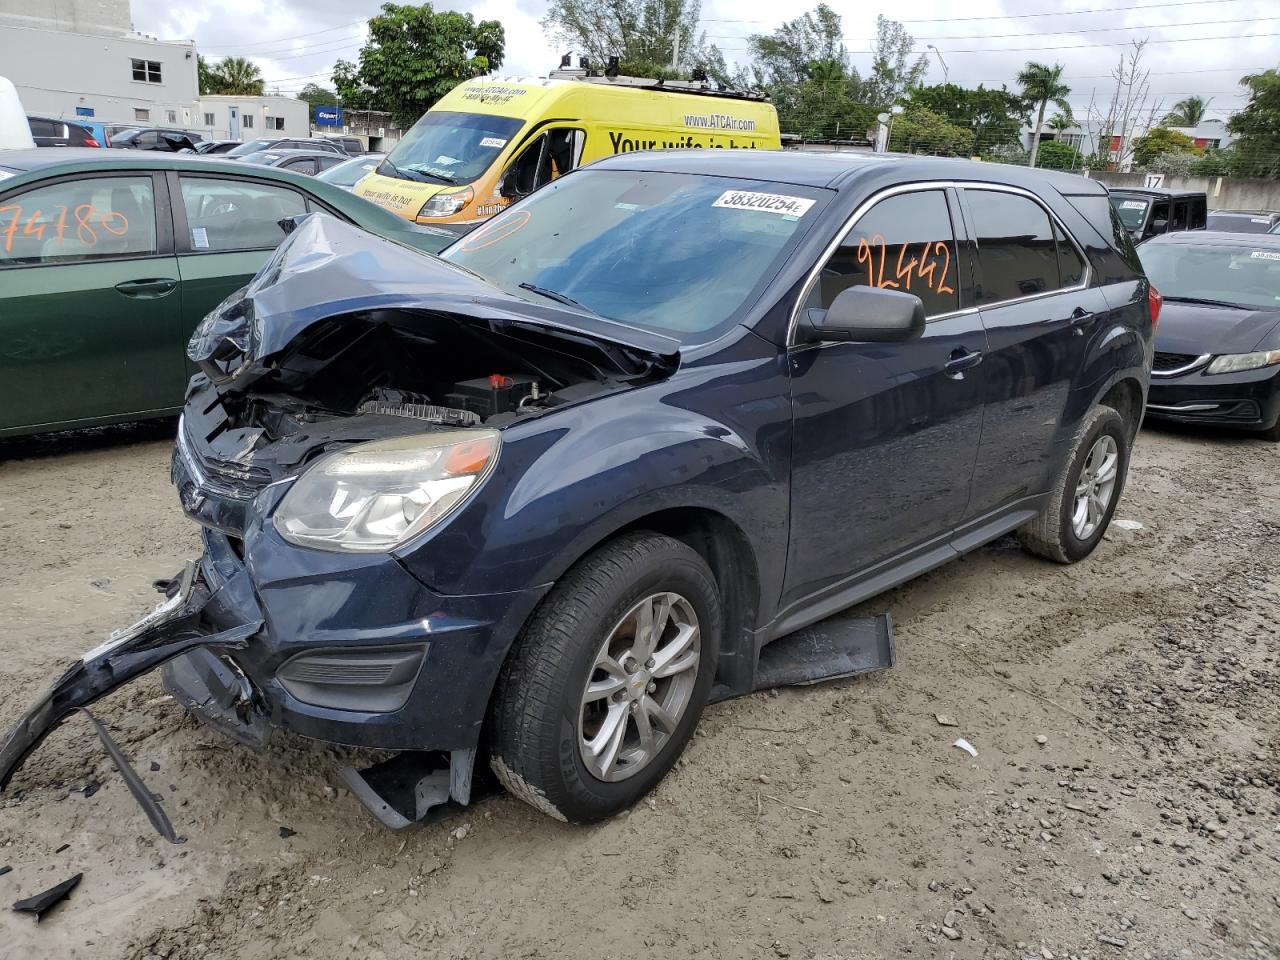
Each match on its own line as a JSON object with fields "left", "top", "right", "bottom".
{"left": 380, "top": 112, "right": 523, "bottom": 185}
{"left": 1112, "top": 196, "right": 1150, "bottom": 230}
{"left": 441, "top": 169, "right": 826, "bottom": 342}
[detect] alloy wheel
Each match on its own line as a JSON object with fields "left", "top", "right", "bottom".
{"left": 1072, "top": 434, "right": 1119, "bottom": 540}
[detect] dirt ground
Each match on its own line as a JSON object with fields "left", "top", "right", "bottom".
{"left": 0, "top": 419, "right": 1276, "bottom": 960}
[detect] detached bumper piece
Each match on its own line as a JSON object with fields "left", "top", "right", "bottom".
{"left": 0, "top": 559, "right": 263, "bottom": 835}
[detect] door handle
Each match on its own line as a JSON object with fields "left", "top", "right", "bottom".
{"left": 1068, "top": 306, "right": 1094, "bottom": 334}
{"left": 944, "top": 348, "right": 984, "bottom": 378}
{"left": 115, "top": 278, "right": 177, "bottom": 298}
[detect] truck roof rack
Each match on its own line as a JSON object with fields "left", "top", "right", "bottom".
{"left": 545, "top": 68, "right": 768, "bottom": 102}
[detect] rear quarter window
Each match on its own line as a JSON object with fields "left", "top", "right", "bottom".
{"left": 1066, "top": 193, "right": 1144, "bottom": 280}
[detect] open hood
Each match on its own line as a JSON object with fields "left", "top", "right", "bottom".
{"left": 190, "top": 213, "right": 680, "bottom": 389}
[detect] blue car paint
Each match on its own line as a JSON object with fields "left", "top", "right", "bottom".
{"left": 0, "top": 152, "right": 1152, "bottom": 790}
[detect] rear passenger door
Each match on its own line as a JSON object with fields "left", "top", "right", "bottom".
{"left": 783, "top": 187, "right": 987, "bottom": 610}
{"left": 169, "top": 173, "right": 308, "bottom": 370}
{"left": 958, "top": 186, "right": 1111, "bottom": 522}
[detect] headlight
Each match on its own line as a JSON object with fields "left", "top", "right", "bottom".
{"left": 418, "top": 186, "right": 473, "bottom": 219}
{"left": 1205, "top": 350, "right": 1280, "bottom": 375}
{"left": 274, "top": 430, "right": 499, "bottom": 552}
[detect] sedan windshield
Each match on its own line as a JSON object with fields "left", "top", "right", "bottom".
{"left": 381, "top": 112, "right": 524, "bottom": 185}
{"left": 317, "top": 156, "right": 382, "bottom": 187}
{"left": 442, "top": 170, "right": 826, "bottom": 342}
{"left": 226, "top": 139, "right": 278, "bottom": 157}
{"left": 1140, "top": 241, "right": 1280, "bottom": 310}
{"left": 1112, "top": 196, "right": 1149, "bottom": 230}
{"left": 1206, "top": 213, "right": 1276, "bottom": 234}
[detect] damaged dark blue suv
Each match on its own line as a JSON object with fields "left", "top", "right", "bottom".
{"left": 1, "top": 151, "right": 1156, "bottom": 828}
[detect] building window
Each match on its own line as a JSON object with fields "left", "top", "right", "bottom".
{"left": 265, "top": 116, "right": 285, "bottom": 131}
{"left": 134, "top": 107, "right": 150, "bottom": 121}
{"left": 203, "top": 112, "right": 215, "bottom": 126}
{"left": 131, "top": 59, "right": 162, "bottom": 83}
{"left": 166, "top": 110, "right": 177, "bottom": 124}
{"left": 242, "top": 114, "right": 253, "bottom": 129}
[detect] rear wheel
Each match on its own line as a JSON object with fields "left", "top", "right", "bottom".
{"left": 489, "top": 532, "right": 720, "bottom": 822}
{"left": 1018, "top": 405, "right": 1130, "bottom": 563}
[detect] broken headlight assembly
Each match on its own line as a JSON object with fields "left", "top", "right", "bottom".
{"left": 274, "top": 430, "right": 499, "bottom": 552}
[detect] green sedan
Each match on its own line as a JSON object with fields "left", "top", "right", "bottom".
{"left": 0, "top": 149, "right": 459, "bottom": 438}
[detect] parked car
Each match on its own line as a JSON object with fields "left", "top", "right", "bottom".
{"left": 225, "top": 137, "right": 343, "bottom": 158}
{"left": 1140, "top": 231, "right": 1280, "bottom": 440}
{"left": 314, "top": 153, "right": 385, "bottom": 190}
{"left": 323, "top": 135, "right": 366, "bottom": 157}
{"left": 27, "top": 115, "right": 99, "bottom": 147}
{"left": 1205, "top": 209, "right": 1280, "bottom": 234}
{"left": 1110, "top": 188, "right": 1207, "bottom": 243}
{"left": 111, "top": 127, "right": 203, "bottom": 152}
{"left": 103, "top": 123, "right": 139, "bottom": 142}
{"left": 195, "top": 139, "right": 242, "bottom": 155}
{"left": 238, "top": 148, "right": 349, "bottom": 176}
{"left": 0, "top": 149, "right": 462, "bottom": 437}
{"left": 0, "top": 151, "right": 1156, "bottom": 829}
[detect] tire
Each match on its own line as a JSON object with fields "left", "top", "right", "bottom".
{"left": 488, "top": 532, "right": 720, "bottom": 823}
{"left": 1018, "top": 405, "right": 1131, "bottom": 564}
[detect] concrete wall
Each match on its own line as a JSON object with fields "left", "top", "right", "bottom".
{"left": 1091, "top": 172, "right": 1280, "bottom": 212}
{"left": 0, "top": 0, "right": 131, "bottom": 35}
{"left": 2, "top": 23, "right": 198, "bottom": 128}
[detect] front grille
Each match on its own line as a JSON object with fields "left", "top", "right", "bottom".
{"left": 177, "top": 417, "right": 272, "bottom": 499}
{"left": 1153, "top": 351, "right": 1198, "bottom": 372}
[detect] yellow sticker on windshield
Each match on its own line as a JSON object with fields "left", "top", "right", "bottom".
{"left": 713, "top": 191, "right": 814, "bottom": 218}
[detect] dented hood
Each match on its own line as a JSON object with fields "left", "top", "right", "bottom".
{"left": 190, "top": 213, "right": 681, "bottom": 383}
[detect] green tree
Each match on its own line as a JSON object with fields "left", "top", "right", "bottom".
{"left": 1190, "top": 148, "right": 1240, "bottom": 176}
{"left": 905, "top": 83, "right": 1028, "bottom": 153}
{"left": 333, "top": 2, "right": 504, "bottom": 127}
{"left": 542, "top": 0, "right": 717, "bottom": 78}
{"left": 197, "top": 55, "right": 217, "bottom": 95}
{"left": 888, "top": 105, "right": 973, "bottom": 156}
{"left": 863, "top": 15, "right": 928, "bottom": 107}
{"left": 297, "top": 83, "right": 340, "bottom": 108}
{"left": 1227, "top": 69, "right": 1280, "bottom": 179}
{"left": 1131, "top": 127, "right": 1196, "bottom": 167}
{"left": 1163, "top": 95, "right": 1211, "bottom": 127}
{"left": 1034, "top": 139, "right": 1084, "bottom": 170}
{"left": 207, "top": 56, "right": 265, "bottom": 96}
{"left": 1017, "top": 61, "right": 1070, "bottom": 168}
{"left": 746, "top": 4, "right": 849, "bottom": 90}
{"left": 1046, "top": 110, "right": 1074, "bottom": 134}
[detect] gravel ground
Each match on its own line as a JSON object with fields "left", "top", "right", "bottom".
{"left": 0, "top": 419, "right": 1276, "bottom": 960}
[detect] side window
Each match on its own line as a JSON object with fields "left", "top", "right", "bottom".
{"left": 0, "top": 176, "right": 157, "bottom": 266}
{"left": 283, "top": 158, "right": 317, "bottom": 175}
{"left": 968, "top": 189, "right": 1059, "bottom": 305}
{"left": 1149, "top": 201, "right": 1169, "bottom": 232}
{"left": 28, "top": 118, "right": 58, "bottom": 139}
{"left": 505, "top": 129, "right": 583, "bottom": 198}
{"left": 1170, "top": 201, "right": 1188, "bottom": 231}
{"left": 317, "top": 155, "right": 344, "bottom": 171}
{"left": 1190, "top": 198, "right": 1206, "bottom": 229}
{"left": 806, "top": 189, "right": 960, "bottom": 318}
{"left": 1054, "top": 222, "right": 1086, "bottom": 287}
{"left": 178, "top": 176, "right": 306, "bottom": 252}
{"left": 137, "top": 131, "right": 160, "bottom": 147}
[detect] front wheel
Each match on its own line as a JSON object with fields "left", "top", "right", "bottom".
{"left": 488, "top": 532, "right": 720, "bottom": 823}
{"left": 1018, "top": 405, "right": 1131, "bottom": 563}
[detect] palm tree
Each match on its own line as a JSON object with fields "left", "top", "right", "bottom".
{"left": 1163, "top": 95, "right": 1211, "bottom": 127}
{"left": 210, "top": 57, "right": 265, "bottom": 96}
{"left": 1018, "top": 61, "right": 1071, "bottom": 168}
{"left": 1047, "top": 111, "right": 1074, "bottom": 134}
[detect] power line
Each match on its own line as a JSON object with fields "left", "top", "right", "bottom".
{"left": 700, "top": 0, "right": 1250, "bottom": 26}
{"left": 196, "top": 18, "right": 368, "bottom": 52}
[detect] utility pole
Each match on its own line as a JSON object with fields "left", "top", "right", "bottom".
{"left": 671, "top": 30, "right": 680, "bottom": 70}
{"left": 926, "top": 45, "right": 948, "bottom": 85}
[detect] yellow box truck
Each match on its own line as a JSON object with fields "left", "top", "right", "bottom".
{"left": 356, "top": 70, "right": 781, "bottom": 226}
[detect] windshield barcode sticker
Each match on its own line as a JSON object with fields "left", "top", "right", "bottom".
{"left": 1120, "top": 201, "right": 1147, "bottom": 210}
{"left": 479, "top": 137, "right": 507, "bottom": 148}
{"left": 713, "top": 191, "right": 814, "bottom": 218}
{"left": 1250, "top": 251, "right": 1280, "bottom": 260}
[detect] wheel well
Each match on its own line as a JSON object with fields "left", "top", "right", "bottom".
{"left": 614, "top": 508, "right": 761, "bottom": 687}
{"left": 1099, "top": 378, "right": 1143, "bottom": 441}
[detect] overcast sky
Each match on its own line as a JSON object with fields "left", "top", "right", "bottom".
{"left": 135, "top": 0, "right": 1279, "bottom": 122}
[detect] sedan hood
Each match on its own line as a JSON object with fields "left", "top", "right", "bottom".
{"left": 190, "top": 213, "right": 680, "bottom": 386}
{"left": 1154, "top": 300, "right": 1280, "bottom": 356}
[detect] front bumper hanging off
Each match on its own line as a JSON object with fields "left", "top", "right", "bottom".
{"left": 0, "top": 560, "right": 263, "bottom": 793}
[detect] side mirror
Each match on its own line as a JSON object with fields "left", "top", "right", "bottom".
{"left": 798, "top": 285, "right": 926, "bottom": 344}
{"left": 498, "top": 173, "right": 518, "bottom": 199}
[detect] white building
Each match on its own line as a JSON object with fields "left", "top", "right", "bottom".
{"left": 197, "top": 95, "right": 310, "bottom": 141}
{"left": 1, "top": 0, "right": 199, "bottom": 128}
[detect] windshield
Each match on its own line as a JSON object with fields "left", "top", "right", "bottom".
{"left": 442, "top": 170, "right": 826, "bottom": 342}
{"left": 1206, "top": 213, "right": 1275, "bottom": 234}
{"left": 318, "top": 156, "right": 382, "bottom": 187}
{"left": 226, "top": 139, "right": 277, "bottom": 157}
{"left": 1140, "top": 241, "right": 1280, "bottom": 310}
{"left": 239, "top": 151, "right": 282, "bottom": 165}
{"left": 381, "top": 111, "right": 524, "bottom": 185}
{"left": 1112, "top": 196, "right": 1149, "bottom": 230}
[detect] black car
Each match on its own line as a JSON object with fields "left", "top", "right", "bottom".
{"left": 112, "top": 128, "right": 203, "bottom": 152}
{"left": 1, "top": 151, "right": 1155, "bottom": 830}
{"left": 27, "top": 115, "right": 98, "bottom": 148}
{"left": 1111, "top": 188, "right": 1207, "bottom": 243}
{"left": 1205, "top": 210, "right": 1280, "bottom": 234}
{"left": 195, "top": 139, "right": 242, "bottom": 155}
{"left": 1140, "top": 231, "right": 1280, "bottom": 440}
{"left": 238, "top": 148, "right": 349, "bottom": 176}
{"left": 225, "top": 137, "right": 344, "bottom": 158}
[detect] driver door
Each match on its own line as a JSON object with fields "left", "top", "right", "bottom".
{"left": 502, "top": 128, "right": 584, "bottom": 201}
